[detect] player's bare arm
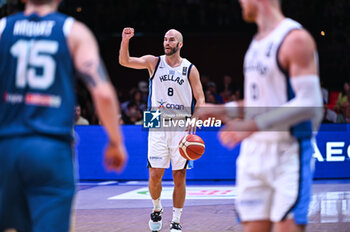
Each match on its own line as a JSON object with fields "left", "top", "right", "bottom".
{"left": 280, "top": 29, "right": 318, "bottom": 76}
{"left": 68, "top": 21, "right": 127, "bottom": 172}
{"left": 119, "top": 27, "right": 158, "bottom": 76}
{"left": 189, "top": 65, "right": 205, "bottom": 107}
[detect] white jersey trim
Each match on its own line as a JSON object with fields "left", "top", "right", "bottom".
{"left": 147, "top": 57, "right": 161, "bottom": 110}
{"left": 0, "top": 17, "right": 6, "bottom": 37}
{"left": 187, "top": 63, "right": 193, "bottom": 79}
{"left": 63, "top": 17, "right": 74, "bottom": 37}
{"left": 150, "top": 56, "right": 161, "bottom": 80}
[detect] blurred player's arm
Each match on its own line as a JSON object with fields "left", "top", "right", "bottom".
{"left": 119, "top": 27, "right": 158, "bottom": 75}
{"left": 195, "top": 100, "right": 244, "bottom": 123}
{"left": 254, "top": 29, "right": 323, "bottom": 130}
{"left": 68, "top": 21, "right": 127, "bottom": 172}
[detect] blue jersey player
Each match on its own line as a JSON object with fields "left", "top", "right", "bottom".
{"left": 0, "top": 0, "right": 127, "bottom": 231}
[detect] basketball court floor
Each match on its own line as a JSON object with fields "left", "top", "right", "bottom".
{"left": 74, "top": 180, "right": 350, "bottom": 232}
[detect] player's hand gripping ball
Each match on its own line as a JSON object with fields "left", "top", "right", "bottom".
{"left": 179, "top": 134, "right": 205, "bottom": 160}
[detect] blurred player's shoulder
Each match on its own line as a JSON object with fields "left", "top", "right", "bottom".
{"left": 67, "top": 20, "right": 93, "bottom": 42}
{"left": 279, "top": 23, "right": 317, "bottom": 70}
{"left": 283, "top": 28, "right": 316, "bottom": 50}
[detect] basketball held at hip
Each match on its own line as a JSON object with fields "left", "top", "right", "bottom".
{"left": 179, "top": 134, "right": 205, "bottom": 160}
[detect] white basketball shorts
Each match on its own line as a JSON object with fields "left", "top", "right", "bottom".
{"left": 236, "top": 137, "right": 314, "bottom": 225}
{"left": 148, "top": 129, "right": 190, "bottom": 170}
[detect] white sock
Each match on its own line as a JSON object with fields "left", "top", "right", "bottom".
{"left": 152, "top": 198, "right": 162, "bottom": 211}
{"left": 172, "top": 207, "right": 182, "bottom": 223}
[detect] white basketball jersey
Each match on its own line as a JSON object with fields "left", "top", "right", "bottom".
{"left": 243, "top": 18, "right": 303, "bottom": 140}
{"left": 148, "top": 55, "right": 194, "bottom": 119}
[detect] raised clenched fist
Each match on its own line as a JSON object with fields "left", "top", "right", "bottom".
{"left": 122, "top": 27, "right": 135, "bottom": 40}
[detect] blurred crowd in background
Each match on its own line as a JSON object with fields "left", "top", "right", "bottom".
{"left": 1, "top": 0, "right": 349, "bottom": 125}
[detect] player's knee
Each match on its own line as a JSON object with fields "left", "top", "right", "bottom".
{"left": 172, "top": 170, "right": 186, "bottom": 187}
{"left": 173, "top": 179, "right": 185, "bottom": 189}
{"left": 149, "top": 171, "right": 163, "bottom": 183}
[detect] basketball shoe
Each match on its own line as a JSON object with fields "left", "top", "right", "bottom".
{"left": 170, "top": 221, "right": 182, "bottom": 232}
{"left": 149, "top": 209, "right": 163, "bottom": 231}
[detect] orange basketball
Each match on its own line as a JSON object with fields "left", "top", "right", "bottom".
{"left": 179, "top": 134, "right": 205, "bottom": 160}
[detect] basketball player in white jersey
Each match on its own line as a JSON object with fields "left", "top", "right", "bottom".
{"left": 119, "top": 28, "right": 205, "bottom": 232}
{"left": 196, "top": 0, "right": 323, "bottom": 231}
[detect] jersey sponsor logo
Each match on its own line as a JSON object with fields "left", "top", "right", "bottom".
{"left": 4, "top": 92, "right": 23, "bottom": 103}
{"left": 13, "top": 20, "right": 55, "bottom": 37}
{"left": 157, "top": 99, "right": 167, "bottom": 109}
{"left": 158, "top": 99, "right": 184, "bottom": 110}
{"left": 159, "top": 73, "right": 184, "bottom": 85}
{"left": 25, "top": 93, "right": 61, "bottom": 107}
{"left": 4, "top": 91, "right": 61, "bottom": 107}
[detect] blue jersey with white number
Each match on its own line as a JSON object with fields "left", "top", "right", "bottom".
{"left": 0, "top": 12, "right": 75, "bottom": 141}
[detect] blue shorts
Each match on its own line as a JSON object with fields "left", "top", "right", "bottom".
{"left": 0, "top": 135, "right": 75, "bottom": 232}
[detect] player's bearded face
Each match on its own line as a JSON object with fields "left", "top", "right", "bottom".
{"left": 164, "top": 42, "right": 179, "bottom": 56}
{"left": 239, "top": 0, "right": 258, "bottom": 22}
